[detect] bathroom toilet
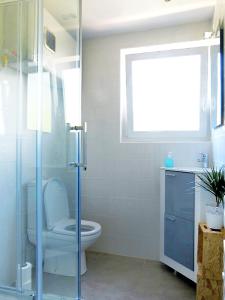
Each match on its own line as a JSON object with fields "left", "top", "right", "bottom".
{"left": 27, "top": 178, "right": 102, "bottom": 276}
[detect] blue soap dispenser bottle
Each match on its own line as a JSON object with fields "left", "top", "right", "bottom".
{"left": 164, "top": 152, "right": 174, "bottom": 168}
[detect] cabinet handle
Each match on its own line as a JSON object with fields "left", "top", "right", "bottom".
{"left": 166, "top": 173, "right": 176, "bottom": 177}
{"left": 165, "top": 215, "right": 176, "bottom": 222}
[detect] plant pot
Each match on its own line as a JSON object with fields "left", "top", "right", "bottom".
{"left": 206, "top": 206, "right": 224, "bottom": 230}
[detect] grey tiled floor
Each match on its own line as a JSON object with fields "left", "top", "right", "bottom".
{"left": 43, "top": 251, "right": 196, "bottom": 300}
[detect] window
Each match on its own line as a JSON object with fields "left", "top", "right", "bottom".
{"left": 62, "top": 68, "right": 81, "bottom": 127}
{"left": 121, "top": 42, "right": 210, "bottom": 142}
{"left": 211, "top": 45, "right": 222, "bottom": 128}
{"left": 27, "top": 72, "right": 52, "bottom": 133}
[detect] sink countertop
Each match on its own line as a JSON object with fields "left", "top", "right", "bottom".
{"left": 160, "top": 167, "right": 210, "bottom": 174}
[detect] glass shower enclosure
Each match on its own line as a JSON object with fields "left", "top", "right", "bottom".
{"left": 0, "top": 0, "right": 82, "bottom": 299}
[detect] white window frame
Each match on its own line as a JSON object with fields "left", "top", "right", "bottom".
{"left": 121, "top": 41, "right": 211, "bottom": 143}
{"left": 210, "top": 45, "right": 221, "bottom": 128}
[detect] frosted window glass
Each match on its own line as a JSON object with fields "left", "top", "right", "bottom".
{"left": 27, "top": 72, "right": 52, "bottom": 133}
{"left": 131, "top": 55, "right": 201, "bottom": 132}
{"left": 216, "top": 53, "right": 221, "bottom": 126}
{"left": 62, "top": 68, "right": 81, "bottom": 126}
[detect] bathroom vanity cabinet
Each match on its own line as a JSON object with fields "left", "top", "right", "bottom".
{"left": 160, "top": 168, "right": 211, "bottom": 282}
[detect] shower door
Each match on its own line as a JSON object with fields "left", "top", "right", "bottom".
{"left": 37, "top": 0, "right": 83, "bottom": 300}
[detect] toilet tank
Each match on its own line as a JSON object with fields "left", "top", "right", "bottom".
{"left": 27, "top": 180, "right": 48, "bottom": 231}
{"left": 44, "top": 178, "right": 70, "bottom": 230}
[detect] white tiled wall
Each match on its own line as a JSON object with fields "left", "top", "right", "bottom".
{"left": 212, "top": 127, "right": 225, "bottom": 168}
{"left": 82, "top": 21, "right": 212, "bottom": 261}
{"left": 0, "top": 67, "right": 20, "bottom": 286}
{"left": 0, "top": 70, "right": 39, "bottom": 287}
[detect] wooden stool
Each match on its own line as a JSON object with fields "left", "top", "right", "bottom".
{"left": 196, "top": 223, "right": 224, "bottom": 300}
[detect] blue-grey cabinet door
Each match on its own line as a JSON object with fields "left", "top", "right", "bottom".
{"left": 164, "top": 214, "right": 194, "bottom": 271}
{"left": 175, "top": 216, "right": 194, "bottom": 270}
{"left": 164, "top": 214, "right": 176, "bottom": 261}
{"left": 165, "top": 171, "right": 195, "bottom": 221}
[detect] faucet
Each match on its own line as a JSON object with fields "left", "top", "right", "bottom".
{"left": 198, "top": 153, "right": 209, "bottom": 168}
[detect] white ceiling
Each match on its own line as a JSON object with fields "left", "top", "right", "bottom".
{"left": 82, "top": 0, "right": 215, "bottom": 38}
{"left": 45, "top": 0, "right": 216, "bottom": 39}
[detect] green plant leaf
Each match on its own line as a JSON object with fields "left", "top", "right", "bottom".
{"left": 197, "top": 166, "right": 225, "bottom": 207}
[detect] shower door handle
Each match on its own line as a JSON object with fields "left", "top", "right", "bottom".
{"left": 82, "top": 122, "right": 87, "bottom": 171}
{"left": 69, "top": 122, "right": 87, "bottom": 171}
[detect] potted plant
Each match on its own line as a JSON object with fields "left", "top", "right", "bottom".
{"left": 198, "top": 166, "right": 225, "bottom": 230}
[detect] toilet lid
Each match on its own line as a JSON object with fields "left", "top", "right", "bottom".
{"left": 44, "top": 178, "right": 70, "bottom": 230}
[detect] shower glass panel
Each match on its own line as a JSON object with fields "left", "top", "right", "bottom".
{"left": 0, "top": 0, "right": 82, "bottom": 299}
{"left": 0, "top": 0, "right": 20, "bottom": 291}
{"left": 39, "top": 0, "right": 82, "bottom": 299}
{"left": 0, "top": 0, "right": 37, "bottom": 296}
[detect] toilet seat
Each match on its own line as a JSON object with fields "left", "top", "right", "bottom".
{"left": 52, "top": 218, "right": 101, "bottom": 237}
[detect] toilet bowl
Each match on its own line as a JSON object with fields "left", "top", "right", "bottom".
{"left": 27, "top": 178, "right": 102, "bottom": 276}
